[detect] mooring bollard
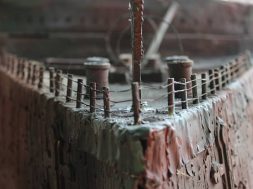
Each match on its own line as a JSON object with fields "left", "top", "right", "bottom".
{"left": 201, "top": 73, "right": 207, "bottom": 100}
{"left": 76, "top": 79, "right": 83, "bottom": 108}
{"left": 55, "top": 70, "right": 62, "bottom": 97}
{"left": 32, "top": 64, "right": 37, "bottom": 85}
{"left": 132, "top": 82, "right": 141, "bottom": 125}
{"left": 209, "top": 69, "right": 215, "bottom": 95}
{"left": 38, "top": 67, "right": 44, "bottom": 89}
{"left": 90, "top": 82, "right": 96, "bottom": 113}
{"left": 180, "top": 78, "right": 188, "bottom": 109}
{"left": 49, "top": 67, "right": 55, "bottom": 93}
{"left": 191, "top": 74, "right": 199, "bottom": 104}
{"left": 66, "top": 74, "right": 73, "bottom": 102}
{"left": 167, "top": 78, "right": 175, "bottom": 115}
{"left": 103, "top": 87, "right": 111, "bottom": 118}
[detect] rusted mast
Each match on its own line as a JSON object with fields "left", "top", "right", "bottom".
{"left": 130, "top": 0, "right": 144, "bottom": 95}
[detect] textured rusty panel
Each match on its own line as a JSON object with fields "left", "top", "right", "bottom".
{"left": 143, "top": 68, "right": 253, "bottom": 189}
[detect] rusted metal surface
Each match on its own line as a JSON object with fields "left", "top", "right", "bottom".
{"left": 84, "top": 57, "right": 110, "bottom": 98}
{"left": 130, "top": 0, "right": 144, "bottom": 84}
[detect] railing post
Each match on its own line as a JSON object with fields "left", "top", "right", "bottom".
{"left": 66, "top": 74, "right": 73, "bottom": 102}
{"left": 103, "top": 87, "right": 111, "bottom": 118}
{"left": 209, "top": 69, "right": 215, "bottom": 95}
{"left": 90, "top": 82, "right": 96, "bottom": 113}
{"left": 180, "top": 78, "right": 188, "bottom": 109}
{"left": 49, "top": 67, "right": 55, "bottom": 93}
{"left": 32, "top": 64, "right": 37, "bottom": 86}
{"left": 201, "top": 73, "right": 207, "bottom": 100}
{"left": 21, "top": 59, "right": 25, "bottom": 80}
{"left": 132, "top": 82, "right": 141, "bottom": 125}
{"left": 230, "top": 62, "right": 235, "bottom": 80}
{"left": 27, "top": 62, "right": 31, "bottom": 84}
{"left": 76, "top": 79, "right": 83, "bottom": 108}
{"left": 220, "top": 66, "right": 226, "bottom": 88}
{"left": 226, "top": 64, "right": 230, "bottom": 84}
{"left": 55, "top": 70, "right": 62, "bottom": 97}
{"left": 215, "top": 69, "right": 220, "bottom": 91}
{"left": 38, "top": 67, "right": 44, "bottom": 89}
{"left": 168, "top": 78, "right": 175, "bottom": 116}
{"left": 191, "top": 74, "right": 199, "bottom": 104}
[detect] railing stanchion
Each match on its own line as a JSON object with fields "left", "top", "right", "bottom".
{"left": 76, "top": 79, "right": 83, "bottom": 108}
{"left": 132, "top": 82, "right": 141, "bottom": 124}
{"left": 201, "top": 73, "right": 207, "bottom": 100}
{"left": 180, "top": 78, "right": 188, "bottom": 109}
{"left": 66, "top": 74, "right": 73, "bottom": 102}
{"left": 90, "top": 82, "right": 96, "bottom": 113}
{"left": 168, "top": 78, "right": 175, "bottom": 115}
{"left": 49, "top": 67, "right": 55, "bottom": 93}
{"left": 103, "top": 87, "right": 111, "bottom": 118}
{"left": 191, "top": 74, "right": 199, "bottom": 104}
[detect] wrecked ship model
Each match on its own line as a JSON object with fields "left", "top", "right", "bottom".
{"left": 1, "top": 0, "right": 253, "bottom": 189}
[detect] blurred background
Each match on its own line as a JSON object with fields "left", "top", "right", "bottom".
{"left": 0, "top": 0, "right": 253, "bottom": 74}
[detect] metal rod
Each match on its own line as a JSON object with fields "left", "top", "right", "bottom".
{"left": 209, "top": 69, "right": 215, "bottom": 95}
{"left": 130, "top": 0, "right": 144, "bottom": 100}
{"left": 180, "top": 78, "right": 188, "bottom": 109}
{"left": 220, "top": 66, "right": 226, "bottom": 87}
{"left": 31, "top": 64, "right": 37, "bottom": 85}
{"left": 49, "top": 67, "right": 55, "bottom": 93}
{"left": 21, "top": 59, "right": 25, "bottom": 80}
{"left": 226, "top": 64, "right": 230, "bottom": 84}
{"left": 201, "top": 73, "right": 207, "bottom": 100}
{"left": 55, "top": 70, "right": 62, "bottom": 97}
{"left": 132, "top": 82, "right": 141, "bottom": 125}
{"left": 27, "top": 62, "right": 31, "bottom": 84}
{"left": 215, "top": 69, "right": 220, "bottom": 91}
{"left": 191, "top": 74, "right": 199, "bottom": 104}
{"left": 90, "top": 82, "right": 96, "bottom": 113}
{"left": 38, "top": 67, "right": 44, "bottom": 89}
{"left": 76, "top": 79, "right": 83, "bottom": 108}
{"left": 167, "top": 78, "right": 175, "bottom": 115}
{"left": 103, "top": 87, "right": 111, "bottom": 118}
{"left": 66, "top": 74, "right": 73, "bottom": 102}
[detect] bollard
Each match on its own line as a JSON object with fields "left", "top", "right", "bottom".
{"left": 132, "top": 82, "right": 141, "bottom": 125}
{"left": 32, "top": 64, "right": 37, "bottom": 85}
{"left": 191, "top": 74, "right": 199, "bottom": 104}
{"left": 90, "top": 82, "right": 96, "bottom": 113}
{"left": 38, "top": 67, "right": 44, "bottom": 89}
{"left": 55, "top": 70, "right": 62, "bottom": 97}
{"left": 201, "top": 73, "right": 207, "bottom": 100}
{"left": 103, "top": 87, "right": 111, "bottom": 118}
{"left": 49, "top": 67, "right": 55, "bottom": 93}
{"left": 66, "top": 74, "right": 73, "bottom": 102}
{"left": 165, "top": 56, "right": 193, "bottom": 98}
{"left": 167, "top": 78, "right": 175, "bottom": 115}
{"left": 209, "top": 69, "right": 215, "bottom": 95}
{"left": 180, "top": 78, "right": 188, "bottom": 109}
{"left": 76, "top": 79, "right": 83, "bottom": 108}
{"left": 84, "top": 57, "right": 110, "bottom": 99}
